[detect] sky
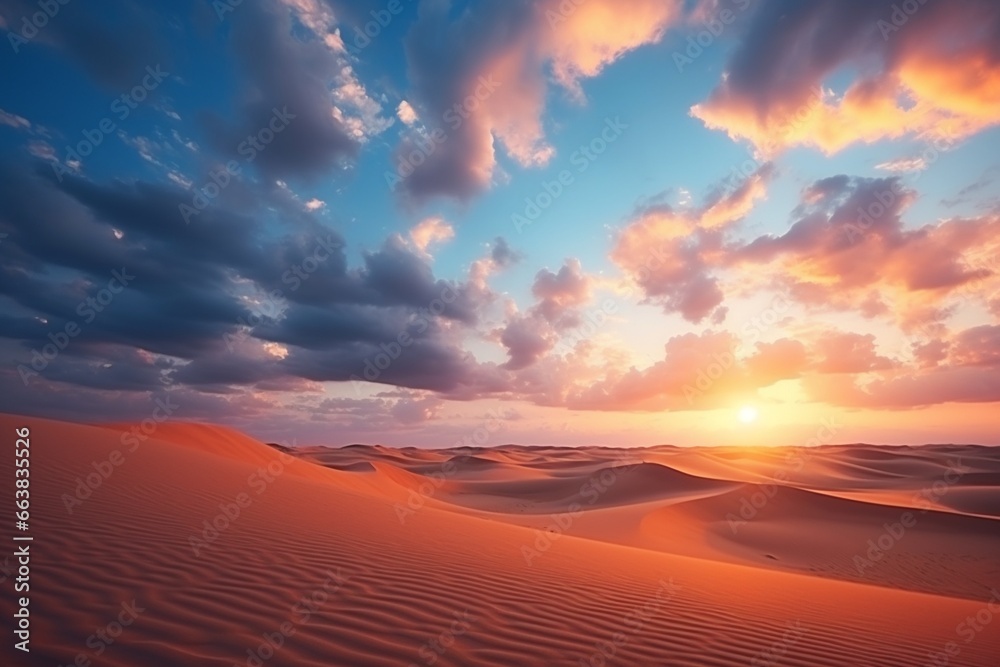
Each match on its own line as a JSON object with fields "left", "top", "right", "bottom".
{"left": 0, "top": 0, "right": 998, "bottom": 447}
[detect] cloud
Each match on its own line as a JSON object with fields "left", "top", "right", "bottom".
{"left": 565, "top": 330, "right": 745, "bottom": 411}
{"left": 201, "top": 0, "right": 392, "bottom": 180}
{"left": 612, "top": 163, "right": 773, "bottom": 322}
{"left": 812, "top": 332, "right": 895, "bottom": 374}
{"left": 4, "top": 154, "right": 998, "bottom": 418}
{"left": 0, "top": 108, "right": 31, "bottom": 130}
{"left": 26, "top": 140, "right": 56, "bottom": 161}
{"left": 745, "top": 338, "right": 810, "bottom": 386}
{"left": 875, "top": 156, "right": 929, "bottom": 173}
{"left": 543, "top": 0, "right": 680, "bottom": 96}
{"left": 397, "top": 100, "right": 419, "bottom": 126}
{"left": 390, "top": 395, "right": 443, "bottom": 424}
{"left": 468, "top": 237, "right": 522, "bottom": 296}
{"left": 611, "top": 201, "right": 716, "bottom": 322}
{"left": 496, "top": 258, "right": 595, "bottom": 370}
{"left": 530, "top": 258, "right": 593, "bottom": 328}
{"left": 0, "top": 161, "right": 495, "bottom": 403}
{"left": 499, "top": 314, "right": 555, "bottom": 371}
{"left": 949, "top": 325, "right": 1000, "bottom": 367}
{"left": 549, "top": 319, "right": 1000, "bottom": 413}
{"left": 0, "top": 0, "right": 169, "bottom": 90}
{"left": 691, "top": 0, "right": 1000, "bottom": 154}
{"left": 395, "top": 0, "right": 682, "bottom": 201}
{"left": 732, "top": 175, "right": 1000, "bottom": 323}
{"left": 803, "top": 364, "right": 1000, "bottom": 410}
{"left": 409, "top": 216, "right": 455, "bottom": 254}
{"left": 490, "top": 236, "right": 522, "bottom": 268}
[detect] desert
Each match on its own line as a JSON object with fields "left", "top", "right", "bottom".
{"left": 3, "top": 413, "right": 998, "bottom": 666}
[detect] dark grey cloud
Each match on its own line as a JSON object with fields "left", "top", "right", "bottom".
{"left": 0, "top": 0, "right": 172, "bottom": 90}
{"left": 0, "top": 158, "right": 498, "bottom": 409}
{"left": 490, "top": 236, "right": 523, "bottom": 268}
{"left": 199, "top": 0, "right": 359, "bottom": 180}
{"left": 395, "top": 0, "right": 536, "bottom": 201}
{"left": 499, "top": 315, "right": 553, "bottom": 371}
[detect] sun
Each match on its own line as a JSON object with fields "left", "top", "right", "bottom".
{"left": 738, "top": 405, "right": 759, "bottom": 424}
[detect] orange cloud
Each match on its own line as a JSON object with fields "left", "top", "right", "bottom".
{"left": 543, "top": 0, "right": 681, "bottom": 97}
{"left": 732, "top": 176, "right": 1000, "bottom": 326}
{"left": 691, "top": 0, "right": 1000, "bottom": 154}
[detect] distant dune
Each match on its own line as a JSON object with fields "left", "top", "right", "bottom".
{"left": 3, "top": 413, "right": 999, "bottom": 666}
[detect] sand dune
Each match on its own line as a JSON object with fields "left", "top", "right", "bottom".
{"left": 3, "top": 413, "right": 999, "bottom": 666}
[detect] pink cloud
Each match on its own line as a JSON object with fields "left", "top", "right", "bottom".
{"left": 611, "top": 164, "right": 773, "bottom": 322}
{"left": 409, "top": 216, "right": 455, "bottom": 254}
{"left": 731, "top": 177, "right": 1000, "bottom": 324}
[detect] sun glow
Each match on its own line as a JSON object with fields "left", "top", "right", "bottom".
{"left": 738, "top": 405, "right": 759, "bottom": 424}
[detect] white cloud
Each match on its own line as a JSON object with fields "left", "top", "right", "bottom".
{"left": 397, "top": 100, "right": 419, "bottom": 126}
{"left": 0, "top": 108, "right": 31, "bottom": 130}
{"left": 875, "top": 156, "right": 929, "bottom": 173}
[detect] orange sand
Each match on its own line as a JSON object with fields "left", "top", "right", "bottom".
{"left": 2, "top": 413, "right": 998, "bottom": 666}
